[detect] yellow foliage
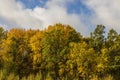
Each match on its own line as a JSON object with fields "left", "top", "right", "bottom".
{"left": 78, "top": 67, "right": 83, "bottom": 73}
{"left": 59, "top": 68, "right": 64, "bottom": 76}
{"left": 29, "top": 31, "right": 43, "bottom": 53}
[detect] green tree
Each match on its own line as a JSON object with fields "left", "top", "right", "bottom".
{"left": 42, "top": 24, "right": 81, "bottom": 79}
{"left": 90, "top": 25, "right": 105, "bottom": 51}
{"left": 107, "top": 35, "right": 120, "bottom": 79}
{"left": 107, "top": 29, "right": 118, "bottom": 47}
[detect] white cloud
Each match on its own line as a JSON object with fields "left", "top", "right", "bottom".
{"left": 0, "top": 0, "right": 43, "bottom": 29}
{"left": 0, "top": 0, "right": 89, "bottom": 35}
{"left": 1, "top": 0, "right": 120, "bottom": 36}
{"left": 83, "top": 0, "right": 120, "bottom": 32}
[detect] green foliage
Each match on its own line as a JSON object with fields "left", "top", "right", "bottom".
{"left": 90, "top": 25, "right": 105, "bottom": 51}
{"left": 41, "top": 24, "right": 81, "bottom": 78}
{"left": 0, "top": 23, "right": 119, "bottom": 79}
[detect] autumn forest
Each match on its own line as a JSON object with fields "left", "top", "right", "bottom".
{"left": 0, "top": 24, "right": 120, "bottom": 80}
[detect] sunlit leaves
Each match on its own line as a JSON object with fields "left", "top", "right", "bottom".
{"left": 0, "top": 24, "right": 120, "bottom": 79}
{"left": 68, "top": 42, "right": 97, "bottom": 78}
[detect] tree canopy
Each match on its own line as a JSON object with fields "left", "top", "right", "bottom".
{"left": 0, "top": 24, "right": 120, "bottom": 80}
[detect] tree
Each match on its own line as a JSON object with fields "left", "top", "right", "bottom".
{"left": 107, "top": 29, "right": 118, "bottom": 47}
{"left": 0, "top": 28, "right": 32, "bottom": 77}
{"left": 67, "top": 42, "right": 97, "bottom": 79}
{"left": 0, "top": 27, "right": 6, "bottom": 68}
{"left": 107, "top": 34, "right": 120, "bottom": 79}
{"left": 29, "top": 30, "right": 44, "bottom": 72}
{"left": 42, "top": 24, "right": 81, "bottom": 79}
{"left": 90, "top": 25, "right": 105, "bottom": 52}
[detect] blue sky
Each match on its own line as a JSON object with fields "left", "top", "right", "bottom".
{"left": 0, "top": 0, "right": 120, "bottom": 36}
{"left": 18, "top": 0, "right": 91, "bottom": 14}
{"left": 17, "top": 0, "right": 48, "bottom": 9}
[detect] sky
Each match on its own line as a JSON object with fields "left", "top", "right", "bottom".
{"left": 0, "top": 0, "right": 120, "bottom": 36}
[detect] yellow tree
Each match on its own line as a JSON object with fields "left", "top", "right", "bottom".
{"left": 67, "top": 42, "right": 98, "bottom": 79}
{"left": 0, "top": 27, "right": 6, "bottom": 68}
{"left": 0, "top": 28, "right": 32, "bottom": 77}
{"left": 29, "top": 30, "right": 44, "bottom": 72}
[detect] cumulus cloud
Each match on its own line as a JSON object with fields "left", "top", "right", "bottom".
{"left": 82, "top": 0, "right": 120, "bottom": 32}
{"left": 0, "top": 0, "right": 43, "bottom": 29}
{"left": 32, "top": 0, "right": 87, "bottom": 33}
{"left": 0, "top": 0, "right": 88, "bottom": 35}
{"left": 1, "top": 0, "right": 120, "bottom": 36}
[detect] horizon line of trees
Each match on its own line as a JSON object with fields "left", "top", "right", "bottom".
{"left": 0, "top": 23, "right": 120, "bottom": 80}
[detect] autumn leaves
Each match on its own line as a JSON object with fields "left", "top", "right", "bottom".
{"left": 0, "top": 24, "right": 120, "bottom": 79}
